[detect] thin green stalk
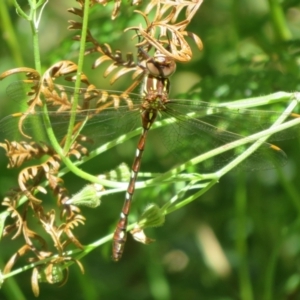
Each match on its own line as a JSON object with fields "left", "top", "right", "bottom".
{"left": 21, "top": 0, "right": 101, "bottom": 186}
{"left": 146, "top": 244, "right": 170, "bottom": 300}
{"left": 0, "top": 1, "right": 24, "bottom": 66}
{"left": 263, "top": 217, "right": 300, "bottom": 300}
{"left": 63, "top": 0, "right": 90, "bottom": 153}
{"left": 164, "top": 179, "right": 218, "bottom": 214}
{"left": 235, "top": 174, "right": 254, "bottom": 300}
{"left": 268, "top": 0, "right": 292, "bottom": 41}
{"left": 28, "top": 0, "right": 44, "bottom": 72}
{"left": 218, "top": 92, "right": 291, "bottom": 108}
{"left": 0, "top": 258, "right": 25, "bottom": 300}
{"left": 276, "top": 166, "right": 300, "bottom": 214}
{"left": 38, "top": 0, "right": 93, "bottom": 185}
{"left": 13, "top": 0, "right": 48, "bottom": 72}
{"left": 263, "top": 235, "right": 282, "bottom": 300}
{"left": 30, "top": 22, "right": 41, "bottom": 73}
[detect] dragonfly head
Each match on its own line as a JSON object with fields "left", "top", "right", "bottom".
{"left": 145, "top": 50, "right": 176, "bottom": 78}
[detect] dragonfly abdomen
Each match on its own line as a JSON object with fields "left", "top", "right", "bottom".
{"left": 112, "top": 48, "right": 176, "bottom": 261}
{"left": 112, "top": 128, "right": 149, "bottom": 261}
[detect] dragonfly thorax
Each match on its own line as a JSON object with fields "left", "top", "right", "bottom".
{"left": 142, "top": 74, "right": 170, "bottom": 102}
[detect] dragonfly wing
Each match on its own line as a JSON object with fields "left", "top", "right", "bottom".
{"left": 0, "top": 104, "right": 142, "bottom": 152}
{"left": 154, "top": 101, "right": 288, "bottom": 172}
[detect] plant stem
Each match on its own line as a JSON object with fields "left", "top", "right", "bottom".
{"left": 0, "top": 1, "right": 24, "bottom": 67}
{"left": 0, "top": 258, "right": 26, "bottom": 300}
{"left": 235, "top": 174, "right": 254, "bottom": 300}
{"left": 268, "top": 0, "right": 292, "bottom": 41}
{"left": 63, "top": 0, "right": 90, "bottom": 153}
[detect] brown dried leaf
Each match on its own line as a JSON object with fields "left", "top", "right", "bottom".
{"left": 109, "top": 67, "right": 137, "bottom": 85}
{"left": 67, "top": 7, "right": 84, "bottom": 17}
{"left": 64, "top": 226, "right": 84, "bottom": 250}
{"left": 127, "top": 1, "right": 203, "bottom": 62}
{"left": 1, "top": 140, "right": 54, "bottom": 168}
{"left": 31, "top": 267, "right": 40, "bottom": 297}
{"left": 92, "top": 55, "right": 114, "bottom": 69}
{"left": 0, "top": 68, "right": 40, "bottom": 82}
{"left": 1, "top": 197, "right": 23, "bottom": 239}
{"left": 23, "top": 221, "right": 47, "bottom": 249}
{"left": 130, "top": 227, "right": 155, "bottom": 244}
{"left": 3, "top": 244, "right": 31, "bottom": 274}
{"left": 67, "top": 20, "right": 83, "bottom": 31}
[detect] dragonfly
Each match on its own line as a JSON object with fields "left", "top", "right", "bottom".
{"left": 1, "top": 54, "right": 299, "bottom": 261}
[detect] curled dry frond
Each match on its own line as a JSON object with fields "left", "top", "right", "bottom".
{"left": 39, "top": 210, "right": 64, "bottom": 253}
{"left": 68, "top": 2, "right": 144, "bottom": 86}
{"left": 127, "top": 3, "right": 203, "bottom": 62}
{"left": 3, "top": 244, "right": 32, "bottom": 274}
{"left": 17, "top": 154, "right": 62, "bottom": 203}
{"left": 0, "top": 67, "right": 40, "bottom": 82}
{"left": 3, "top": 191, "right": 86, "bottom": 280}
{"left": 2, "top": 196, "right": 23, "bottom": 239}
{"left": 0, "top": 61, "right": 93, "bottom": 142}
{"left": 81, "top": 29, "right": 144, "bottom": 85}
{"left": 0, "top": 140, "right": 56, "bottom": 168}
{"left": 61, "top": 220, "right": 85, "bottom": 250}
{"left": 144, "top": 0, "right": 203, "bottom": 25}
{"left": 31, "top": 255, "right": 84, "bottom": 297}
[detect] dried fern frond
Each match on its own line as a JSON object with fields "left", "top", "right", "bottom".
{"left": 0, "top": 140, "right": 56, "bottom": 168}
{"left": 60, "top": 215, "right": 86, "bottom": 250}
{"left": 39, "top": 210, "right": 66, "bottom": 253}
{"left": 2, "top": 196, "right": 23, "bottom": 239}
{"left": 68, "top": 5, "right": 143, "bottom": 86}
{"left": 3, "top": 244, "right": 32, "bottom": 274}
{"left": 83, "top": 31, "right": 143, "bottom": 85}
{"left": 1, "top": 62, "right": 98, "bottom": 143}
{"left": 31, "top": 256, "right": 84, "bottom": 296}
{"left": 17, "top": 154, "right": 61, "bottom": 202}
{"left": 144, "top": 0, "right": 203, "bottom": 25}
{"left": 0, "top": 67, "right": 40, "bottom": 82}
{"left": 4, "top": 224, "right": 49, "bottom": 274}
{"left": 127, "top": 6, "right": 203, "bottom": 62}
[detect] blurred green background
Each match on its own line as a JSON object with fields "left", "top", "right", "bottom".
{"left": 1, "top": 0, "right": 300, "bottom": 299}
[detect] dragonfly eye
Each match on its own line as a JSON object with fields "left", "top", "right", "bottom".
{"left": 146, "top": 53, "right": 176, "bottom": 78}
